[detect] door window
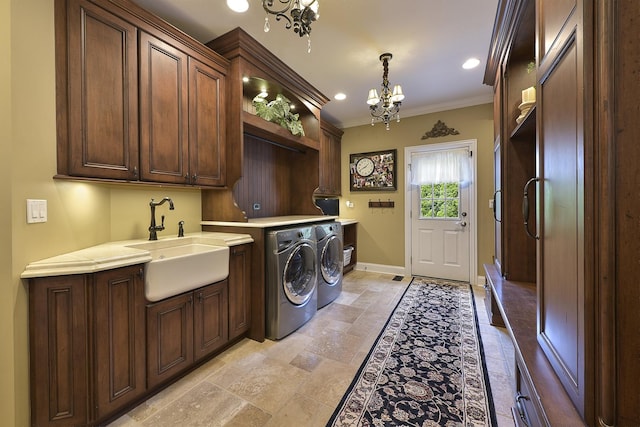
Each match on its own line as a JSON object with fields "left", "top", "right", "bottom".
{"left": 419, "top": 182, "right": 460, "bottom": 219}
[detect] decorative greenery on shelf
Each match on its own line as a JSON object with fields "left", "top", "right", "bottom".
{"left": 252, "top": 93, "right": 305, "bottom": 137}
{"left": 526, "top": 61, "right": 535, "bottom": 74}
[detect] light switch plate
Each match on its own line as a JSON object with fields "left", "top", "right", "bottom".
{"left": 27, "top": 199, "right": 47, "bottom": 223}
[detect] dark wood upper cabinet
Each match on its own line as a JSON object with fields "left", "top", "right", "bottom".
{"left": 188, "top": 57, "right": 226, "bottom": 187}
{"left": 64, "top": 0, "right": 139, "bottom": 180}
{"left": 56, "top": 0, "right": 229, "bottom": 188}
{"left": 139, "top": 31, "right": 190, "bottom": 184}
{"left": 317, "top": 120, "right": 343, "bottom": 196}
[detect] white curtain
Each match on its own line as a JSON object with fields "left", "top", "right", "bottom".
{"left": 410, "top": 148, "right": 472, "bottom": 185}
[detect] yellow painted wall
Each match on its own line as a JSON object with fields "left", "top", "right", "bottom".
{"left": 340, "top": 104, "right": 495, "bottom": 276}
{"left": 1, "top": 1, "right": 14, "bottom": 426}
{"left": 6, "top": 2, "right": 203, "bottom": 425}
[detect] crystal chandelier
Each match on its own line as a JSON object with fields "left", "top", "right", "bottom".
{"left": 367, "top": 53, "right": 405, "bottom": 130}
{"left": 263, "top": 0, "right": 319, "bottom": 52}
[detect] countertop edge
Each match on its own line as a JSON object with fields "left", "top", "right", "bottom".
{"left": 337, "top": 218, "right": 358, "bottom": 226}
{"left": 201, "top": 215, "right": 339, "bottom": 229}
{"left": 21, "top": 232, "right": 254, "bottom": 279}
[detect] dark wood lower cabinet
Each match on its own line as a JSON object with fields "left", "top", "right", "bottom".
{"left": 146, "top": 292, "right": 194, "bottom": 389}
{"left": 92, "top": 266, "right": 147, "bottom": 419}
{"left": 147, "top": 280, "right": 230, "bottom": 388}
{"left": 29, "top": 245, "right": 252, "bottom": 426}
{"left": 194, "top": 281, "right": 229, "bottom": 362}
{"left": 229, "top": 244, "right": 251, "bottom": 340}
{"left": 29, "top": 275, "right": 89, "bottom": 427}
{"left": 513, "top": 365, "right": 543, "bottom": 427}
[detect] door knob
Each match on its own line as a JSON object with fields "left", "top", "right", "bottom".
{"left": 457, "top": 221, "right": 467, "bottom": 227}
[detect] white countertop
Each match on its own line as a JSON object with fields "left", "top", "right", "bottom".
{"left": 337, "top": 218, "right": 358, "bottom": 226}
{"left": 21, "top": 232, "right": 254, "bottom": 279}
{"left": 201, "top": 215, "right": 339, "bottom": 229}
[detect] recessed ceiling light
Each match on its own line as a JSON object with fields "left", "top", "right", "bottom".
{"left": 227, "top": 0, "right": 249, "bottom": 13}
{"left": 334, "top": 93, "right": 347, "bottom": 101}
{"left": 462, "top": 58, "right": 480, "bottom": 70}
{"left": 242, "top": 76, "right": 250, "bottom": 83}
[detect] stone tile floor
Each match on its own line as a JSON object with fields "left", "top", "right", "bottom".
{"left": 108, "top": 270, "right": 516, "bottom": 427}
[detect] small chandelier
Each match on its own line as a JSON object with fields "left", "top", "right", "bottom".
{"left": 367, "top": 53, "right": 405, "bottom": 130}
{"left": 263, "top": 0, "right": 319, "bottom": 51}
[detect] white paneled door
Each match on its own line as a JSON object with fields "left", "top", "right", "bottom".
{"left": 410, "top": 150, "right": 472, "bottom": 282}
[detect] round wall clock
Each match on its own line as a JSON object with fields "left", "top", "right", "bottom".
{"left": 355, "top": 157, "right": 375, "bottom": 177}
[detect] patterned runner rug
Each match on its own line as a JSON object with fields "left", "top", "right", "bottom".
{"left": 327, "top": 277, "right": 497, "bottom": 426}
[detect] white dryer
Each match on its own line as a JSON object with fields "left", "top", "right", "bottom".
{"left": 315, "top": 221, "right": 343, "bottom": 308}
{"left": 265, "top": 225, "right": 318, "bottom": 340}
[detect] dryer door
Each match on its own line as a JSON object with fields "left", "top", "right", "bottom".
{"left": 321, "top": 235, "right": 343, "bottom": 285}
{"left": 283, "top": 242, "right": 316, "bottom": 305}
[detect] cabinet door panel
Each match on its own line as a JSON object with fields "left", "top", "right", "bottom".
{"left": 93, "top": 266, "right": 146, "bottom": 419}
{"left": 146, "top": 293, "right": 193, "bottom": 388}
{"left": 67, "top": 0, "right": 138, "bottom": 179}
{"left": 29, "top": 275, "right": 88, "bottom": 427}
{"left": 538, "top": 38, "right": 585, "bottom": 415}
{"left": 229, "top": 245, "right": 251, "bottom": 340}
{"left": 194, "top": 281, "right": 229, "bottom": 361}
{"left": 139, "top": 32, "right": 189, "bottom": 184}
{"left": 318, "top": 124, "right": 343, "bottom": 196}
{"left": 538, "top": 0, "right": 576, "bottom": 61}
{"left": 189, "top": 57, "right": 226, "bottom": 187}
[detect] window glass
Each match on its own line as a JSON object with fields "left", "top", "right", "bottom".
{"left": 419, "top": 183, "right": 460, "bottom": 219}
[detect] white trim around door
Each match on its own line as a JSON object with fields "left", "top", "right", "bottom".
{"left": 404, "top": 139, "right": 478, "bottom": 285}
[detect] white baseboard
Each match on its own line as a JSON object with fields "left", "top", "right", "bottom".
{"left": 354, "top": 263, "right": 406, "bottom": 277}
{"left": 353, "top": 265, "right": 487, "bottom": 287}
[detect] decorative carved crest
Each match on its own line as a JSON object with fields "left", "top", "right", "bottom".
{"left": 421, "top": 120, "right": 460, "bottom": 139}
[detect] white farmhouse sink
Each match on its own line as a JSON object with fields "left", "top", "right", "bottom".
{"left": 129, "top": 241, "right": 229, "bottom": 302}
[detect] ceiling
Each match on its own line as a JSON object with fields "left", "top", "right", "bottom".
{"left": 132, "top": 0, "right": 500, "bottom": 129}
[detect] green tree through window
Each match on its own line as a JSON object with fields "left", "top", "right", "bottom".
{"left": 419, "top": 183, "right": 460, "bottom": 218}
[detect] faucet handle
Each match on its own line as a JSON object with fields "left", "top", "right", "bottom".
{"left": 178, "top": 220, "right": 185, "bottom": 237}
{"left": 160, "top": 215, "right": 165, "bottom": 229}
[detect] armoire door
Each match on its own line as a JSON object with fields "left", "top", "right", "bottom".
{"left": 538, "top": 29, "right": 587, "bottom": 419}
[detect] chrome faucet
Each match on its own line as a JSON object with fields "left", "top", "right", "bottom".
{"left": 148, "top": 197, "right": 174, "bottom": 240}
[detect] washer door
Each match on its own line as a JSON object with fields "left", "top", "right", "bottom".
{"left": 321, "top": 235, "right": 343, "bottom": 285}
{"left": 283, "top": 242, "right": 316, "bottom": 305}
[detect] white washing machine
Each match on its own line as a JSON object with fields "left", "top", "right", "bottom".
{"left": 315, "top": 221, "right": 343, "bottom": 308}
{"left": 265, "top": 225, "right": 318, "bottom": 340}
